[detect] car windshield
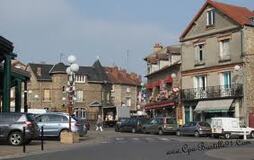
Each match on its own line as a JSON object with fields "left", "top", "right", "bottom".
{"left": 199, "top": 122, "right": 210, "bottom": 127}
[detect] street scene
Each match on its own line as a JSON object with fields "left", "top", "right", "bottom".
{"left": 0, "top": 0, "right": 254, "bottom": 160}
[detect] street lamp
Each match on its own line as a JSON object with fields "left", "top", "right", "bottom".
{"left": 66, "top": 55, "right": 79, "bottom": 131}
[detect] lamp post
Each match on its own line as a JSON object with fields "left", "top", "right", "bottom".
{"left": 66, "top": 55, "right": 79, "bottom": 131}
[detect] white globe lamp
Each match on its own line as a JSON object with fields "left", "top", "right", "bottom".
{"left": 234, "top": 65, "right": 241, "bottom": 71}
{"left": 70, "top": 63, "right": 79, "bottom": 73}
{"left": 67, "top": 55, "right": 77, "bottom": 64}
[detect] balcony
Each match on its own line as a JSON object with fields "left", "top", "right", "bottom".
{"left": 182, "top": 84, "right": 243, "bottom": 101}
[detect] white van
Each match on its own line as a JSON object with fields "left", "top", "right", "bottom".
{"left": 21, "top": 108, "right": 48, "bottom": 114}
{"left": 211, "top": 117, "right": 254, "bottom": 139}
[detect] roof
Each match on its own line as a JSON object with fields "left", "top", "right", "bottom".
{"left": 49, "top": 62, "right": 66, "bottom": 74}
{"left": 28, "top": 63, "right": 53, "bottom": 81}
{"left": 144, "top": 45, "right": 181, "bottom": 63}
{"left": 105, "top": 67, "right": 141, "bottom": 86}
{"left": 180, "top": 0, "right": 254, "bottom": 40}
{"left": 28, "top": 60, "right": 109, "bottom": 82}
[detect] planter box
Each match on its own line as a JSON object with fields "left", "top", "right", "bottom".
{"left": 60, "top": 131, "right": 79, "bottom": 144}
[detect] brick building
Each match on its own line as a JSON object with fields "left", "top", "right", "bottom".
{"left": 105, "top": 66, "right": 141, "bottom": 112}
{"left": 26, "top": 60, "right": 112, "bottom": 120}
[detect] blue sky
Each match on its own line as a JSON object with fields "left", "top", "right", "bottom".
{"left": 0, "top": 0, "right": 253, "bottom": 78}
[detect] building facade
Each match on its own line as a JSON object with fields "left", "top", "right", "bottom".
{"left": 105, "top": 66, "right": 141, "bottom": 111}
{"left": 26, "top": 60, "right": 112, "bottom": 120}
{"left": 144, "top": 44, "right": 182, "bottom": 124}
{"left": 180, "top": 0, "right": 254, "bottom": 125}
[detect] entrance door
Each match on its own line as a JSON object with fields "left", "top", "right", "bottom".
{"left": 249, "top": 113, "right": 254, "bottom": 128}
{"left": 185, "top": 110, "right": 190, "bottom": 124}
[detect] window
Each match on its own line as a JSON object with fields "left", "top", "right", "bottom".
{"left": 126, "top": 87, "right": 131, "bottom": 93}
{"left": 76, "top": 90, "right": 84, "bottom": 102}
{"left": 194, "top": 75, "right": 207, "bottom": 98}
{"left": 74, "top": 108, "right": 86, "bottom": 119}
{"left": 220, "top": 72, "right": 232, "bottom": 96}
{"left": 126, "top": 97, "right": 131, "bottom": 107}
{"left": 75, "top": 75, "right": 86, "bottom": 83}
{"left": 195, "top": 44, "right": 205, "bottom": 64}
{"left": 219, "top": 39, "right": 230, "bottom": 60}
{"left": 111, "top": 85, "right": 115, "bottom": 92}
{"left": 221, "top": 72, "right": 231, "bottom": 89}
{"left": 194, "top": 75, "right": 207, "bottom": 90}
{"left": 206, "top": 9, "right": 215, "bottom": 26}
{"left": 43, "top": 89, "right": 51, "bottom": 101}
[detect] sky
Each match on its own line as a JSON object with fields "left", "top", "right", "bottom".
{"left": 0, "top": 0, "right": 253, "bottom": 78}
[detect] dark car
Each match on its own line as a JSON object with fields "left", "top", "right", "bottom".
{"left": 119, "top": 117, "right": 150, "bottom": 133}
{"left": 142, "top": 117, "right": 178, "bottom": 135}
{"left": 0, "top": 112, "right": 40, "bottom": 146}
{"left": 176, "top": 121, "right": 211, "bottom": 137}
{"left": 115, "top": 118, "right": 130, "bottom": 132}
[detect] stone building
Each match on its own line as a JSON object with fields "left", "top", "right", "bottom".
{"left": 144, "top": 44, "right": 182, "bottom": 124}
{"left": 105, "top": 66, "right": 141, "bottom": 112}
{"left": 26, "top": 60, "right": 112, "bottom": 120}
{"left": 180, "top": 0, "right": 254, "bottom": 125}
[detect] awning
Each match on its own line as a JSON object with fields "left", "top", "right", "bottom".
{"left": 194, "top": 99, "right": 234, "bottom": 113}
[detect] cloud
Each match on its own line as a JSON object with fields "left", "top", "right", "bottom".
{"left": 0, "top": 0, "right": 178, "bottom": 75}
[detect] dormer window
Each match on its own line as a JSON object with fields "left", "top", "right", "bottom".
{"left": 37, "top": 67, "right": 42, "bottom": 76}
{"left": 75, "top": 75, "right": 86, "bottom": 83}
{"left": 126, "top": 87, "right": 131, "bottom": 93}
{"left": 206, "top": 9, "right": 215, "bottom": 26}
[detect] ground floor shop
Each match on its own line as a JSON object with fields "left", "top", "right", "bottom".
{"left": 183, "top": 98, "right": 242, "bottom": 124}
{"left": 144, "top": 101, "right": 177, "bottom": 119}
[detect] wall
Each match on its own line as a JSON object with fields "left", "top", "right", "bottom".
{"left": 243, "top": 26, "right": 254, "bottom": 118}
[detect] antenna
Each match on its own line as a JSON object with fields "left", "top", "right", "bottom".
{"left": 60, "top": 53, "right": 64, "bottom": 62}
{"left": 126, "top": 49, "right": 130, "bottom": 71}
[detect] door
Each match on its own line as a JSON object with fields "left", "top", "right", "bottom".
{"left": 36, "top": 114, "right": 63, "bottom": 136}
{"left": 188, "top": 122, "right": 197, "bottom": 135}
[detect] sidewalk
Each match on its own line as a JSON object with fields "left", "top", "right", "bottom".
{"left": 0, "top": 129, "right": 116, "bottom": 160}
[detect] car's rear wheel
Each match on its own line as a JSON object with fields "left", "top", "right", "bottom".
{"left": 176, "top": 130, "right": 181, "bottom": 136}
{"left": 131, "top": 128, "right": 136, "bottom": 133}
{"left": 250, "top": 131, "right": 254, "bottom": 138}
{"left": 224, "top": 133, "right": 231, "bottom": 139}
{"left": 142, "top": 127, "right": 147, "bottom": 134}
{"left": 194, "top": 131, "right": 200, "bottom": 137}
{"left": 9, "top": 131, "right": 23, "bottom": 146}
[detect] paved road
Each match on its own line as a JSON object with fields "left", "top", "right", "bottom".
{"left": 4, "top": 136, "right": 221, "bottom": 160}
{"left": 3, "top": 130, "right": 254, "bottom": 160}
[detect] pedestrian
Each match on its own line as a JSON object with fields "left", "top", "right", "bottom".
{"left": 96, "top": 115, "right": 103, "bottom": 132}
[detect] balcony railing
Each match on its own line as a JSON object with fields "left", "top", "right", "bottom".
{"left": 181, "top": 84, "right": 243, "bottom": 101}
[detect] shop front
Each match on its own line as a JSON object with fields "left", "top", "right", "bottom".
{"left": 144, "top": 101, "right": 176, "bottom": 118}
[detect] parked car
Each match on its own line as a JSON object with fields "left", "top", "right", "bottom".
{"left": 115, "top": 118, "right": 130, "bottom": 132}
{"left": 119, "top": 117, "right": 150, "bottom": 133}
{"left": 176, "top": 121, "right": 211, "bottom": 137}
{"left": 142, "top": 117, "right": 178, "bottom": 135}
{"left": 0, "top": 112, "right": 40, "bottom": 146}
{"left": 34, "top": 112, "right": 87, "bottom": 138}
{"left": 211, "top": 117, "right": 254, "bottom": 139}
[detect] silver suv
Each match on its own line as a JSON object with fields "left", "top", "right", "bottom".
{"left": 34, "top": 112, "right": 87, "bottom": 137}
{"left": 0, "top": 112, "right": 40, "bottom": 146}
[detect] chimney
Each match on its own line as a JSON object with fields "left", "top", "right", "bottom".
{"left": 37, "top": 67, "right": 42, "bottom": 77}
{"left": 153, "top": 43, "right": 163, "bottom": 53}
